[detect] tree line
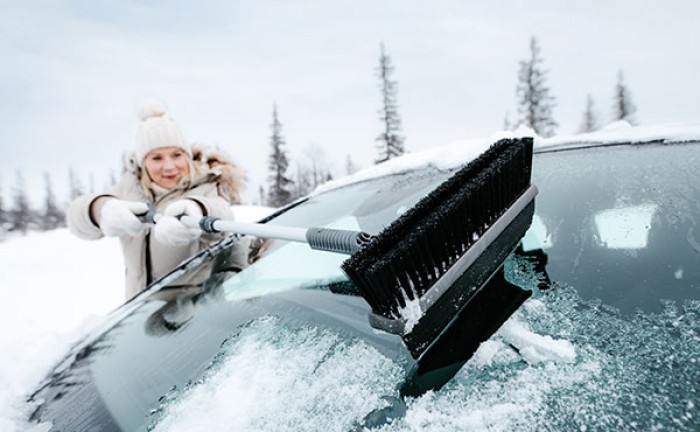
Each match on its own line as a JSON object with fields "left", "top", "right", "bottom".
{"left": 2, "top": 35, "right": 638, "bottom": 236}
{"left": 0, "top": 172, "right": 68, "bottom": 237}
{"left": 265, "top": 41, "right": 407, "bottom": 207}
{"left": 267, "top": 35, "right": 638, "bottom": 206}
{"left": 508, "top": 36, "right": 636, "bottom": 137}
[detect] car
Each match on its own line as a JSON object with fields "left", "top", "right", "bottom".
{"left": 29, "top": 125, "right": 700, "bottom": 431}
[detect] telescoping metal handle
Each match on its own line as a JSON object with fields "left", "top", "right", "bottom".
{"left": 184, "top": 215, "right": 373, "bottom": 255}
{"left": 141, "top": 209, "right": 373, "bottom": 255}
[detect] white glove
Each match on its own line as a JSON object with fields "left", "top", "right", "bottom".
{"left": 154, "top": 199, "right": 203, "bottom": 246}
{"left": 99, "top": 199, "right": 150, "bottom": 237}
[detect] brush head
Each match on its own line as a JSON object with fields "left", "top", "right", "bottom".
{"left": 341, "top": 137, "right": 534, "bottom": 321}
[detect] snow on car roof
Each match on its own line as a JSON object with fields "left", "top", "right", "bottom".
{"left": 314, "top": 121, "right": 700, "bottom": 196}
{"left": 536, "top": 121, "right": 700, "bottom": 152}
{"left": 313, "top": 129, "right": 532, "bottom": 196}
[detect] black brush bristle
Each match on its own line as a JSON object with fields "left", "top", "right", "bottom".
{"left": 341, "top": 137, "right": 533, "bottom": 319}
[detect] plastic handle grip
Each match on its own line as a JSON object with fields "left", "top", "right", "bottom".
{"left": 306, "top": 228, "right": 373, "bottom": 255}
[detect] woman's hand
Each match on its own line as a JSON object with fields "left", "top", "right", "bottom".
{"left": 98, "top": 199, "right": 150, "bottom": 237}
{"left": 154, "top": 199, "right": 203, "bottom": 245}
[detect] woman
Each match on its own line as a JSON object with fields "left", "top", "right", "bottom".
{"left": 67, "top": 100, "right": 247, "bottom": 300}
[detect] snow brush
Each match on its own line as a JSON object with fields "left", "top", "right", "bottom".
{"left": 341, "top": 137, "right": 536, "bottom": 357}
{"left": 144, "top": 137, "right": 536, "bottom": 357}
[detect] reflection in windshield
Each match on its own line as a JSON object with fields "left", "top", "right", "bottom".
{"left": 221, "top": 169, "right": 452, "bottom": 300}
{"left": 594, "top": 204, "right": 657, "bottom": 249}
{"left": 521, "top": 214, "right": 553, "bottom": 251}
{"left": 223, "top": 241, "right": 349, "bottom": 301}
{"left": 529, "top": 143, "right": 700, "bottom": 314}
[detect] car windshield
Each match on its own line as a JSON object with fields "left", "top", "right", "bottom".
{"left": 220, "top": 168, "right": 453, "bottom": 300}
{"left": 30, "top": 140, "right": 700, "bottom": 432}
{"left": 153, "top": 141, "right": 699, "bottom": 430}
{"left": 230, "top": 141, "right": 700, "bottom": 313}
{"left": 523, "top": 142, "right": 700, "bottom": 314}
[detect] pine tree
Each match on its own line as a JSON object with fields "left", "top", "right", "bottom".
{"left": 579, "top": 94, "right": 600, "bottom": 133}
{"left": 293, "top": 164, "right": 314, "bottom": 199}
{"left": 345, "top": 154, "right": 358, "bottom": 176}
{"left": 266, "top": 104, "right": 294, "bottom": 207}
{"left": 612, "top": 70, "right": 637, "bottom": 124}
{"left": 0, "top": 179, "right": 7, "bottom": 230}
{"left": 258, "top": 185, "right": 265, "bottom": 206}
{"left": 516, "top": 36, "right": 557, "bottom": 137}
{"left": 375, "top": 42, "right": 406, "bottom": 164}
{"left": 9, "top": 171, "right": 33, "bottom": 234}
{"left": 291, "top": 144, "right": 335, "bottom": 199}
{"left": 41, "top": 173, "right": 65, "bottom": 230}
{"left": 304, "top": 144, "right": 332, "bottom": 188}
{"left": 68, "top": 167, "right": 84, "bottom": 201}
{"left": 503, "top": 112, "right": 513, "bottom": 131}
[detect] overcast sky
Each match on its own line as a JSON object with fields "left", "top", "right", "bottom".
{"left": 2, "top": 0, "right": 699, "bottom": 205}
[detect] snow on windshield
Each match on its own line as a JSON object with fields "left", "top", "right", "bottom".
{"left": 5, "top": 228, "right": 694, "bottom": 431}
{"left": 149, "top": 317, "right": 404, "bottom": 432}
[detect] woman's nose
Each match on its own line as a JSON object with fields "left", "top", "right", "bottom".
{"left": 162, "top": 158, "right": 176, "bottom": 170}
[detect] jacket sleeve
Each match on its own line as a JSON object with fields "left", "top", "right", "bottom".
{"left": 66, "top": 173, "right": 133, "bottom": 240}
{"left": 185, "top": 182, "right": 249, "bottom": 271}
{"left": 66, "top": 193, "right": 114, "bottom": 240}
{"left": 184, "top": 183, "right": 235, "bottom": 221}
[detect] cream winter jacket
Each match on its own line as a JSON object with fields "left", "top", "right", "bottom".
{"left": 67, "top": 146, "right": 247, "bottom": 301}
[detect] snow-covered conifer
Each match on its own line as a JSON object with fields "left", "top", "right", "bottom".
{"left": 375, "top": 43, "right": 406, "bottom": 164}
{"left": 345, "top": 154, "right": 358, "bottom": 176}
{"left": 612, "top": 70, "right": 637, "bottom": 124}
{"left": 0, "top": 179, "right": 6, "bottom": 230}
{"left": 266, "top": 104, "right": 294, "bottom": 207}
{"left": 68, "top": 167, "right": 84, "bottom": 201}
{"left": 9, "top": 171, "right": 34, "bottom": 234}
{"left": 579, "top": 94, "right": 600, "bottom": 133}
{"left": 41, "top": 173, "right": 65, "bottom": 230}
{"left": 516, "top": 36, "right": 557, "bottom": 137}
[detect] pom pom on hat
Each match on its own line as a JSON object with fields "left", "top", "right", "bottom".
{"left": 137, "top": 99, "right": 167, "bottom": 121}
{"left": 134, "top": 99, "right": 191, "bottom": 166}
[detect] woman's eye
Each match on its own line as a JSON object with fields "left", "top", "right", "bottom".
{"left": 151, "top": 156, "right": 162, "bottom": 161}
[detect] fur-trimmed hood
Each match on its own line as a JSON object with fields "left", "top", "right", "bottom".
{"left": 126, "top": 144, "right": 246, "bottom": 204}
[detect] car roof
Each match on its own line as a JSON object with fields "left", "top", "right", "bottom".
{"left": 314, "top": 122, "right": 700, "bottom": 196}
{"left": 535, "top": 121, "right": 700, "bottom": 153}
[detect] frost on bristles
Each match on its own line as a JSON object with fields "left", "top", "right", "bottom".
{"left": 138, "top": 99, "right": 167, "bottom": 121}
{"left": 399, "top": 298, "right": 423, "bottom": 334}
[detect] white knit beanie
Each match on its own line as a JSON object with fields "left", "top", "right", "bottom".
{"left": 135, "top": 99, "right": 191, "bottom": 166}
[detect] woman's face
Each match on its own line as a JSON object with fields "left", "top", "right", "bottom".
{"left": 143, "top": 147, "right": 190, "bottom": 190}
